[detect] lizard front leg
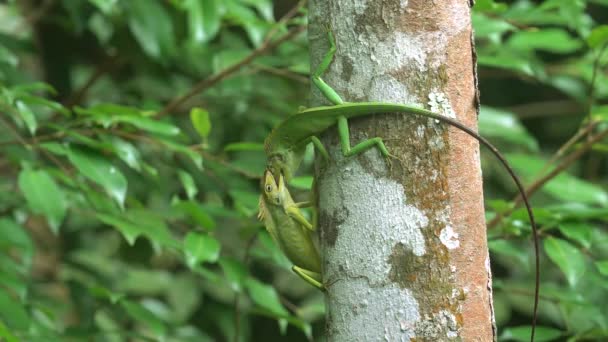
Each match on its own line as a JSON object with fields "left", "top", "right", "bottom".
{"left": 337, "top": 115, "right": 398, "bottom": 167}
{"left": 286, "top": 205, "right": 315, "bottom": 231}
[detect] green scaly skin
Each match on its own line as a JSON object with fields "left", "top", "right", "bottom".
{"left": 258, "top": 170, "right": 323, "bottom": 290}
{"left": 261, "top": 30, "right": 539, "bottom": 340}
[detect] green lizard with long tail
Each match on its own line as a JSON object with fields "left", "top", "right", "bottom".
{"left": 260, "top": 30, "right": 540, "bottom": 340}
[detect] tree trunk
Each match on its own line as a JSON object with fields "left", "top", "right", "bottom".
{"left": 309, "top": 0, "right": 495, "bottom": 340}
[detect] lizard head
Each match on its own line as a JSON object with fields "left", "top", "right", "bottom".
{"left": 262, "top": 169, "right": 284, "bottom": 206}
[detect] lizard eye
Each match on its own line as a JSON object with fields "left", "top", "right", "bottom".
{"left": 265, "top": 184, "right": 272, "bottom": 192}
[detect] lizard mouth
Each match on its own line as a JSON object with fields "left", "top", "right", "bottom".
{"left": 263, "top": 169, "right": 280, "bottom": 189}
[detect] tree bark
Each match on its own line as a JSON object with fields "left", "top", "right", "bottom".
{"left": 309, "top": 0, "right": 495, "bottom": 340}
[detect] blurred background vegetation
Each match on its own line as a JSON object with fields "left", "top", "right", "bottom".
{"left": 0, "top": 0, "right": 607, "bottom": 341}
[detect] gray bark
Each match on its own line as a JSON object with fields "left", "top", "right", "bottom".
{"left": 309, "top": 0, "right": 495, "bottom": 341}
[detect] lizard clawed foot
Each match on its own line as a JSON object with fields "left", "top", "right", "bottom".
{"left": 385, "top": 153, "right": 403, "bottom": 172}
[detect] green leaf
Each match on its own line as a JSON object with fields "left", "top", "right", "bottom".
{"left": 224, "top": 142, "right": 264, "bottom": 152}
{"left": 190, "top": 107, "right": 212, "bottom": 139}
{"left": 172, "top": 200, "right": 216, "bottom": 231}
{"left": 105, "top": 137, "right": 142, "bottom": 172}
{"left": 587, "top": 25, "right": 608, "bottom": 48}
{"left": 474, "top": 0, "right": 509, "bottom": 12}
{"left": 158, "top": 138, "right": 203, "bottom": 170}
{"left": 500, "top": 325, "right": 563, "bottom": 341}
{"left": 479, "top": 106, "right": 538, "bottom": 151}
{"left": 544, "top": 237, "right": 586, "bottom": 287}
{"left": 477, "top": 53, "right": 535, "bottom": 76}
{"left": 87, "top": 0, "right": 117, "bottom": 14}
{"left": 114, "top": 115, "right": 180, "bottom": 136}
{"left": 225, "top": 2, "right": 269, "bottom": 47}
{"left": 178, "top": 169, "right": 198, "bottom": 200}
{"left": 18, "top": 168, "right": 67, "bottom": 234}
{"left": 185, "top": 0, "right": 221, "bottom": 43}
{"left": 507, "top": 153, "right": 608, "bottom": 206}
{"left": 183, "top": 232, "right": 221, "bottom": 268}
{"left": 245, "top": 278, "right": 289, "bottom": 317}
{"left": 0, "top": 44, "right": 18, "bottom": 67}
{"left": 15, "top": 100, "right": 36, "bottom": 135}
{"left": 121, "top": 300, "right": 166, "bottom": 338}
{"left": 0, "top": 218, "right": 33, "bottom": 255}
{"left": 0, "top": 290, "right": 30, "bottom": 331}
{"left": 0, "top": 218, "right": 34, "bottom": 268}
{"left": 125, "top": 0, "right": 175, "bottom": 60}
{"left": 89, "top": 286, "right": 124, "bottom": 304}
{"left": 595, "top": 260, "right": 608, "bottom": 276}
{"left": 40, "top": 142, "right": 69, "bottom": 156}
{"left": 508, "top": 28, "right": 583, "bottom": 54}
{"left": 11, "top": 82, "right": 57, "bottom": 95}
{"left": 212, "top": 49, "right": 252, "bottom": 73}
{"left": 289, "top": 176, "right": 313, "bottom": 190}
{"left": 17, "top": 94, "right": 68, "bottom": 116}
{"left": 67, "top": 147, "right": 128, "bottom": 208}
{"left": 96, "top": 211, "right": 177, "bottom": 249}
{"left": 488, "top": 239, "right": 529, "bottom": 270}
{"left": 230, "top": 190, "right": 260, "bottom": 217}
{"left": 472, "top": 13, "right": 515, "bottom": 39}
{"left": 219, "top": 257, "right": 247, "bottom": 292}
{"left": 77, "top": 104, "right": 181, "bottom": 136}
{"left": 165, "top": 274, "right": 201, "bottom": 322}
{"left": 0, "top": 320, "right": 19, "bottom": 342}
{"left": 558, "top": 222, "right": 593, "bottom": 249}
{"left": 592, "top": 105, "right": 608, "bottom": 122}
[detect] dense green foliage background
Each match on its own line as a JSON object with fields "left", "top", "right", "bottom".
{"left": 0, "top": 0, "right": 607, "bottom": 341}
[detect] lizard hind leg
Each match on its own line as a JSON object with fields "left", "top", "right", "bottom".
{"left": 292, "top": 266, "right": 324, "bottom": 291}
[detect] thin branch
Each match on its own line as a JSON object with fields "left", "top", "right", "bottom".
{"left": 250, "top": 64, "right": 309, "bottom": 83}
{"left": 156, "top": 25, "right": 306, "bottom": 117}
{"left": 265, "top": 0, "right": 307, "bottom": 42}
{"left": 488, "top": 128, "right": 608, "bottom": 228}
{"left": 0, "top": 114, "right": 71, "bottom": 174}
{"left": 198, "top": 149, "right": 260, "bottom": 180}
{"left": 63, "top": 55, "right": 123, "bottom": 108}
{"left": 538, "top": 121, "right": 598, "bottom": 176}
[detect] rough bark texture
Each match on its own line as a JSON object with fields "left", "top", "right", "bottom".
{"left": 309, "top": 0, "right": 494, "bottom": 341}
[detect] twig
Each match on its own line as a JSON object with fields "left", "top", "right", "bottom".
{"left": 264, "top": 0, "right": 307, "bottom": 43}
{"left": 250, "top": 64, "right": 309, "bottom": 83}
{"left": 0, "top": 114, "right": 71, "bottom": 175}
{"left": 63, "top": 55, "right": 123, "bottom": 108}
{"left": 489, "top": 43, "right": 608, "bottom": 228}
{"left": 198, "top": 149, "right": 260, "bottom": 180}
{"left": 538, "top": 121, "right": 598, "bottom": 176}
{"left": 488, "top": 128, "right": 608, "bottom": 228}
{"left": 156, "top": 25, "right": 306, "bottom": 117}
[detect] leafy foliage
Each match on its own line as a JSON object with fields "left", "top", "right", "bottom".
{"left": 0, "top": 0, "right": 606, "bottom": 341}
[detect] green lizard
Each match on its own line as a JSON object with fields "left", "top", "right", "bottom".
{"left": 258, "top": 169, "right": 323, "bottom": 290}
{"left": 261, "top": 30, "right": 539, "bottom": 340}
